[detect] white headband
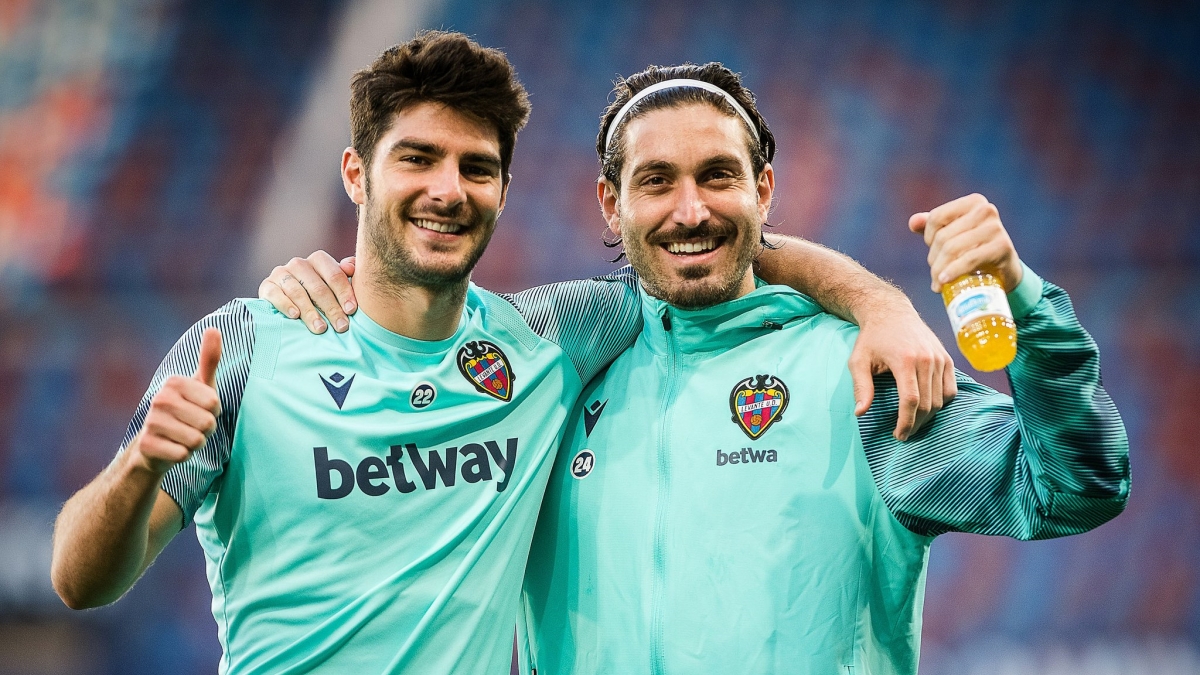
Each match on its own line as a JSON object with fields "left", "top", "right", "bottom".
{"left": 603, "top": 78, "right": 761, "bottom": 151}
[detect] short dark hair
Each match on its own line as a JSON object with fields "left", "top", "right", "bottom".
{"left": 597, "top": 62, "right": 776, "bottom": 189}
{"left": 350, "top": 31, "right": 531, "bottom": 183}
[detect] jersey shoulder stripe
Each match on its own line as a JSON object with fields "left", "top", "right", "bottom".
{"left": 496, "top": 266, "right": 642, "bottom": 384}
{"left": 117, "top": 300, "right": 256, "bottom": 525}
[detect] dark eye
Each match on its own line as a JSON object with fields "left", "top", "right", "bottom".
{"left": 400, "top": 155, "right": 430, "bottom": 166}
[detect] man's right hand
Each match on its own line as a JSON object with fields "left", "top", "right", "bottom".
{"left": 127, "top": 328, "right": 223, "bottom": 475}
{"left": 258, "top": 251, "right": 358, "bottom": 334}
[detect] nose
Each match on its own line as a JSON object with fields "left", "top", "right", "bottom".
{"left": 425, "top": 160, "right": 466, "bottom": 206}
{"left": 671, "top": 179, "right": 710, "bottom": 227}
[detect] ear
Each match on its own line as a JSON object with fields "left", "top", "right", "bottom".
{"left": 598, "top": 177, "right": 622, "bottom": 237}
{"left": 342, "top": 147, "right": 366, "bottom": 205}
{"left": 498, "top": 174, "right": 511, "bottom": 215}
{"left": 756, "top": 163, "right": 775, "bottom": 223}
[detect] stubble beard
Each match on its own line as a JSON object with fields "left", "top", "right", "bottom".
{"left": 624, "top": 216, "right": 760, "bottom": 310}
{"left": 363, "top": 190, "right": 495, "bottom": 295}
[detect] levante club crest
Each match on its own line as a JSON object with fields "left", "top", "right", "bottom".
{"left": 457, "top": 340, "right": 514, "bottom": 402}
{"left": 729, "top": 374, "right": 789, "bottom": 439}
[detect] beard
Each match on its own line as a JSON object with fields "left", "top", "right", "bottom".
{"left": 624, "top": 215, "right": 760, "bottom": 310}
{"left": 363, "top": 190, "right": 495, "bottom": 293}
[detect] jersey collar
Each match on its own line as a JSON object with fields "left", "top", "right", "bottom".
{"left": 637, "top": 279, "right": 825, "bottom": 355}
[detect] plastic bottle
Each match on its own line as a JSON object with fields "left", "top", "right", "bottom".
{"left": 941, "top": 271, "right": 1016, "bottom": 372}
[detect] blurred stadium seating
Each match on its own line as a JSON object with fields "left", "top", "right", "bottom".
{"left": 0, "top": 0, "right": 1195, "bottom": 672}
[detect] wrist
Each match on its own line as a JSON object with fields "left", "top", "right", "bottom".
{"left": 120, "top": 435, "right": 172, "bottom": 484}
{"left": 852, "top": 290, "right": 917, "bottom": 329}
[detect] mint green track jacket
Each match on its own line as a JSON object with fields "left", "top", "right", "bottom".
{"left": 520, "top": 267, "right": 1130, "bottom": 675}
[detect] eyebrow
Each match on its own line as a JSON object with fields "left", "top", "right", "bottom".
{"left": 629, "top": 153, "right": 748, "bottom": 177}
{"left": 629, "top": 159, "right": 677, "bottom": 176}
{"left": 461, "top": 151, "right": 502, "bottom": 172}
{"left": 387, "top": 138, "right": 502, "bottom": 172}
{"left": 388, "top": 138, "right": 444, "bottom": 158}
{"left": 701, "top": 153, "right": 748, "bottom": 169}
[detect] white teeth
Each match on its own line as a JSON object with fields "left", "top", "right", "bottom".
{"left": 413, "top": 219, "right": 463, "bottom": 234}
{"left": 666, "top": 239, "right": 717, "bottom": 254}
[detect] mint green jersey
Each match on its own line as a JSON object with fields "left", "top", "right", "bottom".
{"left": 521, "top": 268, "right": 1129, "bottom": 675}
{"left": 117, "top": 276, "right": 641, "bottom": 674}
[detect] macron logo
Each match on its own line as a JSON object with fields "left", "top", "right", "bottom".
{"left": 583, "top": 399, "right": 608, "bottom": 437}
{"left": 320, "top": 372, "right": 355, "bottom": 409}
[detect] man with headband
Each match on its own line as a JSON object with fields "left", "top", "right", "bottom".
{"left": 53, "top": 33, "right": 953, "bottom": 674}
{"left": 515, "top": 64, "right": 1129, "bottom": 673}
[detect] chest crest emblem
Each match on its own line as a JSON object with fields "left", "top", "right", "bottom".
{"left": 729, "top": 374, "right": 789, "bottom": 439}
{"left": 457, "top": 340, "right": 514, "bottom": 401}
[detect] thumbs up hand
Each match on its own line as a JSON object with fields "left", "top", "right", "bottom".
{"left": 128, "top": 328, "right": 224, "bottom": 476}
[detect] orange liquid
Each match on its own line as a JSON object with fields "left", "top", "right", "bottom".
{"left": 942, "top": 273, "right": 1016, "bottom": 372}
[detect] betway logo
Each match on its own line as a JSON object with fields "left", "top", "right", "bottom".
{"left": 716, "top": 447, "right": 778, "bottom": 466}
{"left": 314, "top": 439, "right": 518, "bottom": 499}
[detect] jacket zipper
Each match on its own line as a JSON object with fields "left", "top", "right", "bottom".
{"left": 651, "top": 308, "right": 677, "bottom": 675}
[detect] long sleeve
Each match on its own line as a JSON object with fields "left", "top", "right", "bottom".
{"left": 857, "top": 270, "right": 1130, "bottom": 540}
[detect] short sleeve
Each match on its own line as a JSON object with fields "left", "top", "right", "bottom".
{"left": 114, "top": 300, "right": 256, "bottom": 525}
{"left": 501, "top": 267, "right": 643, "bottom": 383}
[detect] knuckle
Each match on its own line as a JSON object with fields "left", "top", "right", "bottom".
{"left": 144, "top": 418, "right": 168, "bottom": 438}
{"left": 187, "top": 429, "right": 207, "bottom": 449}
{"left": 288, "top": 256, "right": 305, "bottom": 267}
{"left": 150, "top": 393, "right": 177, "bottom": 414}
{"left": 139, "top": 438, "right": 166, "bottom": 459}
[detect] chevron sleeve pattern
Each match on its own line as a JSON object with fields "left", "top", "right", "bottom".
{"left": 114, "top": 300, "right": 255, "bottom": 525}
{"left": 857, "top": 278, "right": 1130, "bottom": 540}
{"left": 499, "top": 266, "right": 643, "bottom": 384}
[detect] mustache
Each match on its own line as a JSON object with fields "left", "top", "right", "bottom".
{"left": 645, "top": 221, "right": 737, "bottom": 246}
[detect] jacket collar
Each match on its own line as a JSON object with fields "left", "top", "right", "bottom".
{"left": 637, "top": 278, "right": 825, "bottom": 355}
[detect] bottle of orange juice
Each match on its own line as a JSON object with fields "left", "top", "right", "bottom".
{"left": 942, "top": 272, "right": 1016, "bottom": 372}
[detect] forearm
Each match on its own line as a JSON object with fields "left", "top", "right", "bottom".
{"left": 1007, "top": 277, "right": 1129, "bottom": 500}
{"left": 862, "top": 278, "right": 1129, "bottom": 539}
{"left": 754, "top": 234, "right": 912, "bottom": 326}
{"left": 51, "top": 445, "right": 169, "bottom": 609}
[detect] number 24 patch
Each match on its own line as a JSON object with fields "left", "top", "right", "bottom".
{"left": 570, "top": 450, "right": 595, "bottom": 479}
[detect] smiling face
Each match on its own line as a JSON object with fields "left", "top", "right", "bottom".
{"left": 601, "top": 103, "right": 773, "bottom": 309}
{"left": 343, "top": 101, "right": 507, "bottom": 291}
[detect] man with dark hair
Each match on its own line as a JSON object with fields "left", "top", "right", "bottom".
{"left": 350, "top": 33, "right": 530, "bottom": 188}
{"left": 52, "top": 31, "right": 609, "bottom": 673}
{"left": 52, "top": 32, "right": 952, "bottom": 674}
{"left": 516, "top": 63, "right": 1128, "bottom": 674}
